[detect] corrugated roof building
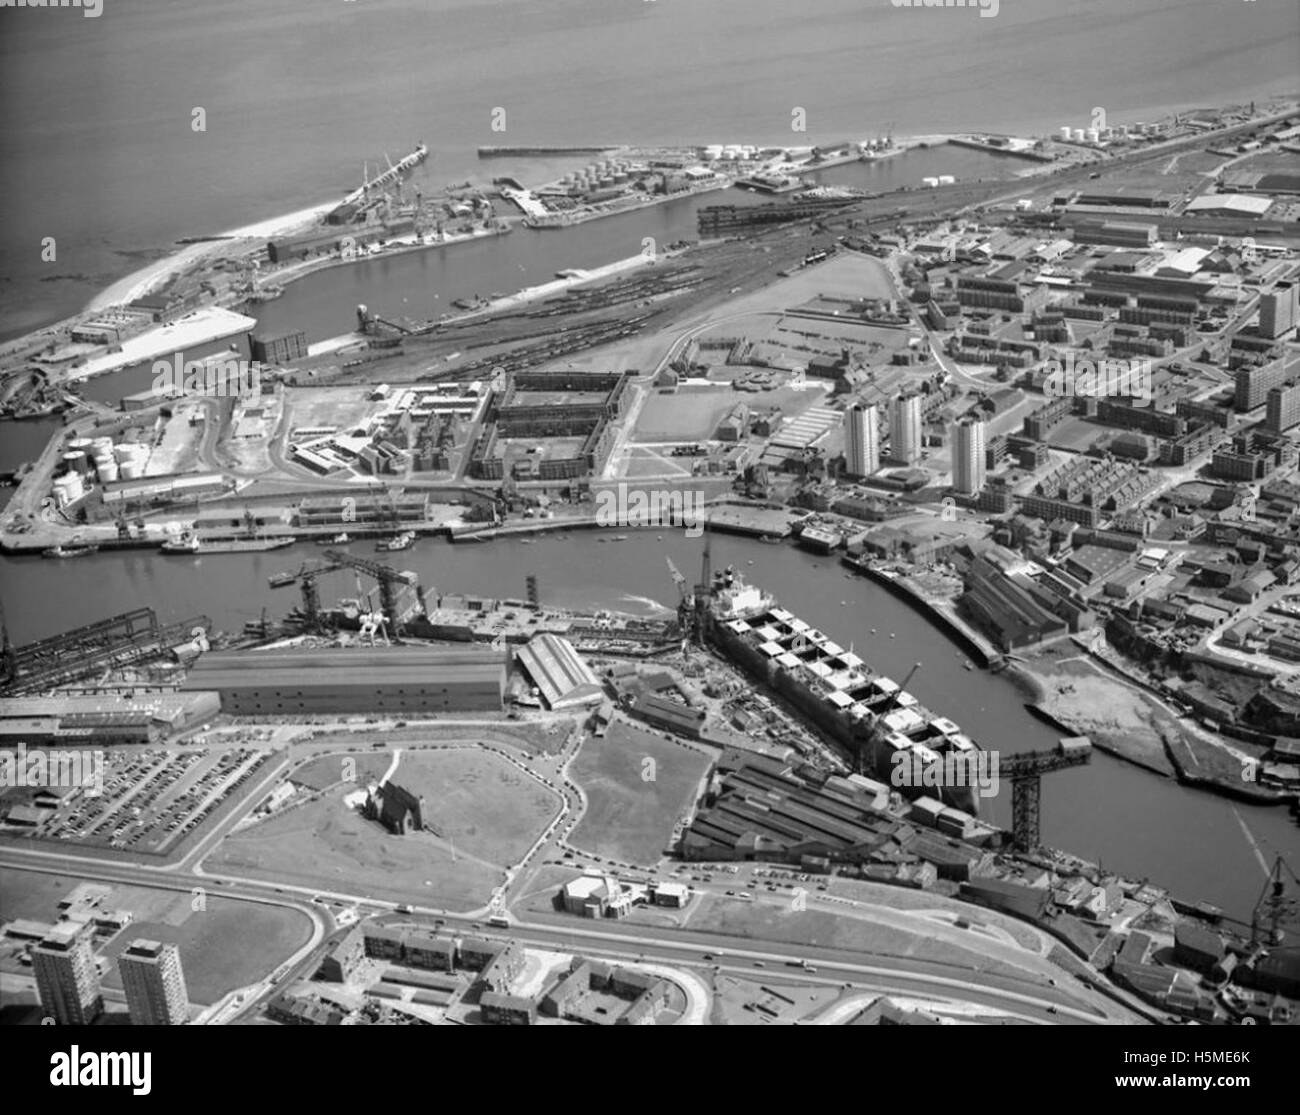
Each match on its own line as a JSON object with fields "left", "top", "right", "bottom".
{"left": 514, "top": 634, "right": 604, "bottom": 709}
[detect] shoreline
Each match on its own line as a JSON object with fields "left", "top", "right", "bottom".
{"left": 4, "top": 93, "right": 1291, "bottom": 366}
{"left": 85, "top": 201, "right": 340, "bottom": 315}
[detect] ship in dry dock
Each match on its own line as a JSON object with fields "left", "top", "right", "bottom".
{"left": 698, "top": 563, "right": 982, "bottom": 813}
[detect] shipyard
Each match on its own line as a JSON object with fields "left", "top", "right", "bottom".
{"left": 2, "top": 1, "right": 1299, "bottom": 1072}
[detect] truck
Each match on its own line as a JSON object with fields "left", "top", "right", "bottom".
{"left": 487, "top": 914, "right": 510, "bottom": 928}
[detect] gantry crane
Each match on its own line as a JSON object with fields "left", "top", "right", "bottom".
{"left": 1002, "top": 736, "right": 1092, "bottom": 852}
{"left": 268, "top": 559, "right": 346, "bottom": 632}
{"left": 323, "top": 549, "right": 421, "bottom": 633}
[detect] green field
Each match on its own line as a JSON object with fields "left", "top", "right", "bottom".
{"left": 686, "top": 895, "right": 1026, "bottom": 978}
{"left": 0, "top": 872, "right": 311, "bottom": 1006}
{"left": 208, "top": 748, "right": 560, "bottom": 910}
{"left": 567, "top": 721, "right": 713, "bottom": 866}
{"left": 289, "top": 751, "right": 393, "bottom": 792}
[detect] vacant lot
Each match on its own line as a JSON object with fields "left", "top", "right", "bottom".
{"left": 0, "top": 872, "right": 310, "bottom": 1007}
{"left": 687, "top": 895, "right": 1025, "bottom": 978}
{"left": 633, "top": 382, "right": 821, "bottom": 443}
{"left": 568, "top": 721, "right": 713, "bottom": 865}
{"left": 208, "top": 748, "right": 560, "bottom": 910}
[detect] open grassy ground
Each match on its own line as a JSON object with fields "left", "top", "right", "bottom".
{"left": 0, "top": 872, "right": 311, "bottom": 1006}
{"left": 206, "top": 789, "right": 503, "bottom": 910}
{"left": 685, "top": 895, "right": 1027, "bottom": 979}
{"left": 567, "top": 721, "right": 713, "bottom": 865}
{"left": 632, "top": 382, "right": 822, "bottom": 442}
{"left": 208, "top": 748, "right": 560, "bottom": 910}
{"left": 289, "top": 751, "right": 392, "bottom": 792}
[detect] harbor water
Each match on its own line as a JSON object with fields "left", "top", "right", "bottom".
{"left": 0, "top": 530, "right": 1294, "bottom": 919}
{"left": 4, "top": 0, "right": 1298, "bottom": 338}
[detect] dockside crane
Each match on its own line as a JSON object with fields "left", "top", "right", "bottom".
{"left": 267, "top": 559, "right": 346, "bottom": 632}
{"left": 1001, "top": 737, "right": 1092, "bottom": 852}
{"left": 878, "top": 662, "right": 922, "bottom": 713}
{"left": 323, "top": 549, "right": 420, "bottom": 634}
{"left": 665, "top": 555, "right": 693, "bottom": 646}
{"left": 1252, "top": 854, "right": 1299, "bottom": 947}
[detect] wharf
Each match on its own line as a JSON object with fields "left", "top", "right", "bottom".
{"left": 51, "top": 308, "right": 259, "bottom": 383}
{"left": 948, "top": 135, "right": 1056, "bottom": 162}
{"left": 705, "top": 503, "right": 799, "bottom": 539}
{"left": 843, "top": 554, "right": 1002, "bottom": 668}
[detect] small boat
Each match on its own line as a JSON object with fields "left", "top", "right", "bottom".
{"left": 377, "top": 531, "right": 416, "bottom": 552}
{"left": 613, "top": 535, "right": 628, "bottom": 542}
{"left": 161, "top": 531, "right": 201, "bottom": 554}
{"left": 43, "top": 544, "right": 99, "bottom": 559}
{"left": 870, "top": 628, "right": 877, "bottom": 634}
{"left": 318, "top": 532, "right": 350, "bottom": 545}
{"left": 964, "top": 661, "right": 974, "bottom": 671}
{"left": 889, "top": 633, "right": 896, "bottom": 639}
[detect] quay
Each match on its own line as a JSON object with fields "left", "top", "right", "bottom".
{"left": 842, "top": 553, "right": 1003, "bottom": 669}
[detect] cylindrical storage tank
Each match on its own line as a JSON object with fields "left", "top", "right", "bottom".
{"left": 922, "top": 177, "right": 940, "bottom": 188}
{"left": 1059, "top": 126, "right": 1072, "bottom": 141}
{"left": 113, "top": 443, "right": 134, "bottom": 464}
{"left": 96, "top": 460, "right": 119, "bottom": 483}
{"left": 62, "top": 451, "right": 87, "bottom": 475}
{"left": 68, "top": 437, "right": 94, "bottom": 452}
{"left": 91, "top": 437, "right": 114, "bottom": 456}
{"left": 1085, "top": 128, "right": 1100, "bottom": 144}
{"left": 119, "top": 460, "right": 143, "bottom": 481}
{"left": 1072, "top": 128, "right": 1086, "bottom": 142}
{"left": 938, "top": 175, "right": 955, "bottom": 186}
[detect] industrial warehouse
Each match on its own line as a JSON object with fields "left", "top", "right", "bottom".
{"left": 180, "top": 646, "right": 505, "bottom": 715}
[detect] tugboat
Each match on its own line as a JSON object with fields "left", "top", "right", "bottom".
{"left": 377, "top": 530, "right": 416, "bottom": 553}
{"left": 161, "top": 530, "right": 201, "bottom": 554}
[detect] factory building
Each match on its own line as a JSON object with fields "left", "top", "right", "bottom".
{"left": 951, "top": 417, "right": 987, "bottom": 496}
{"left": 32, "top": 921, "right": 103, "bottom": 1026}
{"left": 119, "top": 939, "right": 189, "bottom": 1025}
{"left": 889, "top": 394, "right": 923, "bottom": 465}
{"left": 513, "top": 634, "right": 604, "bottom": 710}
{"left": 181, "top": 647, "right": 505, "bottom": 715}
{"left": 843, "top": 402, "right": 880, "bottom": 478}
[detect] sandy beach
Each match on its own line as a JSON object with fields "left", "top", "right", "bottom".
{"left": 84, "top": 201, "right": 339, "bottom": 314}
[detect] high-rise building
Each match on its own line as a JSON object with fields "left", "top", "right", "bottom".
{"left": 32, "top": 922, "right": 103, "bottom": 1026}
{"left": 889, "top": 394, "right": 923, "bottom": 465}
{"left": 843, "top": 402, "right": 880, "bottom": 478}
{"left": 1259, "top": 281, "right": 1298, "bottom": 340}
{"left": 119, "top": 939, "right": 189, "bottom": 1025}
{"left": 951, "top": 417, "right": 987, "bottom": 495}
{"left": 1234, "top": 360, "right": 1291, "bottom": 412}
{"left": 1266, "top": 383, "right": 1300, "bottom": 434}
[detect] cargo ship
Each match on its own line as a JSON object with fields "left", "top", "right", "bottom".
{"left": 700, "top": 563, "right": 982, "bottom": 813}
{"left": 161, "top": 531, "right": 292, "bottom": 554}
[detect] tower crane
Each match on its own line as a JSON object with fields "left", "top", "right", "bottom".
{"left": 1001, "top": 737, "right": 1092, "bottom": 852}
